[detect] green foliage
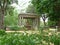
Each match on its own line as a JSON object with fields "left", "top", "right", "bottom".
{"left": 50, "top": 33, "right": 60, "bottom": 45}
{"left": 31, "top": 0, "right": 51, "bottom": 14}
{"left": 26, "top": 4, "right": 36, "bottom": 13}
{"left": 0, "top": 30, "right": 60, "bottom": 45}
{"left": 9, "top": 26, "right": 24, "bottom": 31}
{"left": 6, "top": 25, "right": 28, "bottom": 31}
{"left": 0, "top": 30, "right": 6, "bottom": 36}
{"left": 0, "top": 0, "right": 18, "bottom": 29}
{"left": 4, "top": 10, "right": 18, "bottom": 26}
{"left": 0, "top": 33, "right": 36, "bottom": 45}
{"left": 31, "top": 0, "right": 60, "bottom": 26}
{"left": 48, "top": 21, "right": 57, "bottom": 27}
{"left": 0, "top": 0, "right": 18, "bottom": 12}
{"left": 9, "top": 26, "right": 20, "bottom": 31}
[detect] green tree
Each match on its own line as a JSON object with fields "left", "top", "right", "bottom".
{"left": 31, "top": 0, "right": 60, "bottom": 27}
{"left": 0, "top": 0, "right": 18, "bottom": 29}
{"left": 26, "top": 4, "right": 36, "bottom": 13}
{"left": 49, "top": 0, "right": 60, "bottom": 27}
{"left": 31, "top": 0, "right": 49, "bottom": 26}
{"left": 4, "top": 9, "right": 18, "bottom": 27}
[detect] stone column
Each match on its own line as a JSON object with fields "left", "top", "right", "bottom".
{"left": 32, "top": 18, "right": 38, "bottom": 30}
{"left": 20, "top": 17, "right": 22, "bottom": 26}
{"left": 21, "top": 17, "right": 24, "bottom": 27}
{"left": 35, "top": 18, "right": 38, "bottom": 30}
{"left": 37, "top": 17, "right": 40, "bottom": 30}
{"left": 19, "top": 16, "right": 24, "bottom": 27}
{"left": 32, "top": 19, "right": 35, "bottom": 30}
{"left": 18, "top": 16, "right": 22, "bottom": 26}
{"left": 35, "top": 17, "right": 40, "bottom": 30}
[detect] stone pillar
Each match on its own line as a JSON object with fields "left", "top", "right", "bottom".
{"left": 35, "top": 18, "right": 38, "bottom": 30}
{"left": 20, "top": 17, "right": 22, "bottom": 26}
{"left": 35, "top": 17, "right": 40, "bottom": 30}
{"left": 21, "top": 17, "right": 24, "bottom": 27}
{"left": 18, "top": 16, "right": 22, "bottom": 26}
{"left": 33, "top": 18, "right": 38, "bottom": 30}
{"left": 32, "top": 19, "right": 35, "bottom": 30}
{"left": 19, "top": 16, "right": 24, "bottom": 27}
{"left": 37, "top": 17, "right": 40, "bottom": 30}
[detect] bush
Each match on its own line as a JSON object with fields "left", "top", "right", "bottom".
{"left": 0, "top": 30, "right": 60, "bottom": 45}
{"left": 9, "top": 26, "right": 27, "bottom": 31}
{"left": 10, "top": 26, "right": 20, "bottom": 30}
{"left": 50, "top": 33, "right": 60, "bottom": 45}
{"left": 0, "top": 30, "right": 6, "bottom": 36}
{"left": 0, "top": 33, "right": 36, "bottom": 45}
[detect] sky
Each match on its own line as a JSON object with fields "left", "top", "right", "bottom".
{"left": 12, "top": 0, "right": 31, "bottom": 13}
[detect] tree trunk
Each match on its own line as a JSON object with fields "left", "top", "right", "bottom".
{"left": 57, "top": 21, "right": 60, "bottom": 31}
{"left": 54, "top": 2, "right": 60, "bottom": 31}
{"left": 43, "top": 20, "right": 47, "bottom": 30}
{"left": 0, "top": 9, "right": 5, "bottom": 30}
{"left": 43, "top": 20, "right": 46, "bottom": 27}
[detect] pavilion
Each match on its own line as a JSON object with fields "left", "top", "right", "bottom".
{"left": 18, "top": 13, "right": 40, "bottom": 30}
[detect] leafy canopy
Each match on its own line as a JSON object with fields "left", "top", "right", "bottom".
{"left": 31, "top": 0, "right": 60, "bottom": 22}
